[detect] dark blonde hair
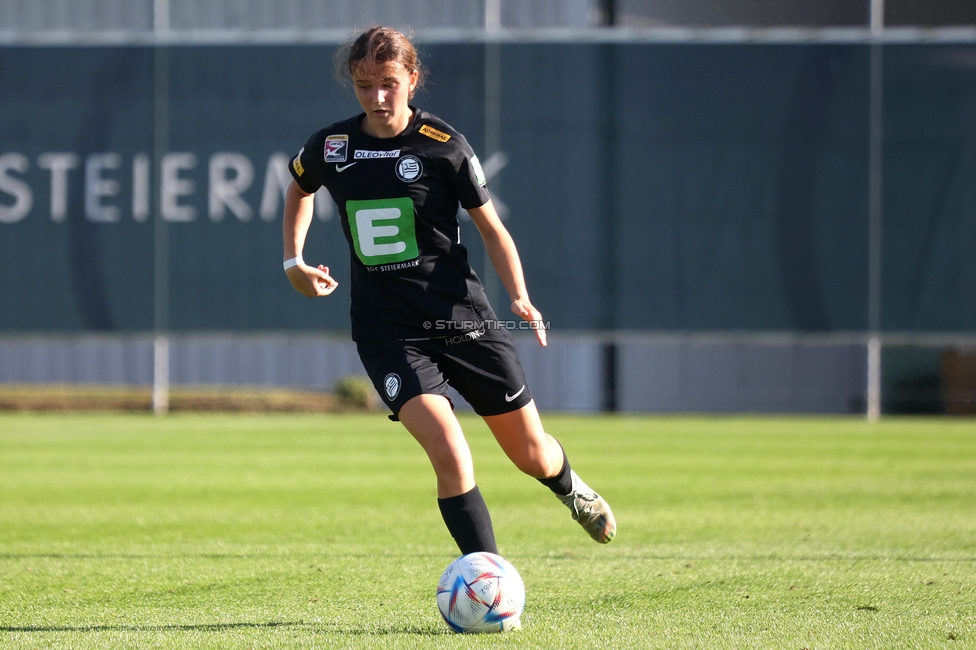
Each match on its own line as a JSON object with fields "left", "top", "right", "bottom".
{"left": 335, "top": 26, "right": 426, "bottom": 98}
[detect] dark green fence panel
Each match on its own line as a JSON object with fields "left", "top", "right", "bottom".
{"left": 882, "top": 45, "right": 976, "bottom": 332}
{"left": 500, "top": 44, "right": 871, "bottom": 332}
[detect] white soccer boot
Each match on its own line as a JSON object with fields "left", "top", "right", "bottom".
{"left": 557, "top": 470, "right": 616, "bottom": 544}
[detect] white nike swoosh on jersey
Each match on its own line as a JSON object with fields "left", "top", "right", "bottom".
{"left": 504, "top": 385, "right": 526, "bottom": 402}
{"left": 336, "top": 162, "right": 357, "bottom": 172}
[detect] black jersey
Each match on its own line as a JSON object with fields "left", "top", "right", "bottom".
{"left": 290, "top": 109, "right": 495, "bottom": 341}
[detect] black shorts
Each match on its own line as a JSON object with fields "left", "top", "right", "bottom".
{"left": 356, "top": 326, "right": 533, "bottom": 421}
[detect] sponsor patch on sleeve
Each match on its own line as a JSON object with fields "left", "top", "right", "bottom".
{"left": 469, "top": 154, "right": 487, "bottom": 186}
{"left": 419, "top": 124, "right": 451, "bottom": 142}
{"left": 324, "top": 134, "right": 348, "bottom": 163}
{"left": 292, "top": 147, "right": 305, "bottom": 176}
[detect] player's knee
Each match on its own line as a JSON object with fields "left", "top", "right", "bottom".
{"left": 426, "top": 439, "right": 472, "bottom": 474}
{"left": 427, "top": 444, "right": 458, "bottom": 466}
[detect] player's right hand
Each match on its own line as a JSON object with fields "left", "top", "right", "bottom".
{"left": 286, "top": 263, "right": 338, "bottom": 297}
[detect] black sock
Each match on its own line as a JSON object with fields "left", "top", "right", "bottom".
{"left": 537, "top": 446, "right": 573, "bottom": 496}
{"left": 437, "top": 486, "right": 498, "bottom": 555}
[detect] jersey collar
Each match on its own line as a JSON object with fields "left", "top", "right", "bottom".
{"left": 356, "top": 106, "right": 424, "bottom": 141}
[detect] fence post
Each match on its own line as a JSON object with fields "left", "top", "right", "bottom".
{"left": 867, "top": 0, "right": 884, "bottom": 422}
{"left": 153, "top": 334, "right": 169, "bottom": 415}
{"left": 866, "top": 336, "right": 881, "bottom": 422}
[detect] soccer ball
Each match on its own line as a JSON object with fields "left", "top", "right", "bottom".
{"left": 436, "top": 552, "right": 525, "bottom": 633}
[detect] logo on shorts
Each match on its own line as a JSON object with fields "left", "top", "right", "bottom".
{"left": 384, "top": 373, "right": 401, "bottom": 401}
{"left": 396, "top": 155, "right": 423, "bottom": 183}
{"left": 325, "top": 135, "right": 348, "bottom": 163}
{"left": 443, "top": 328, "right": 485, "bottom": 346}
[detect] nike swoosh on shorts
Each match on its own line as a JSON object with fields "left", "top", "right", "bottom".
{"left": 504, "top": 385, "right": 525, "bottom": 402}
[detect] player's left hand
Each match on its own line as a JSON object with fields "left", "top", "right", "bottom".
{"left": 511, "top": 299, "right": 547, "bottom": 347}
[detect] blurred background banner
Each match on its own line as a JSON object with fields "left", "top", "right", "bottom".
{"left": 2, "top": 42, "right": 974, "bottom": 333}
{"left": 0, "top": 0, "right": 974, "bottom": 413}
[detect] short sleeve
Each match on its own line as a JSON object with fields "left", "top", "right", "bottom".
{"left": 453, "top": 138, "right": 492, "bottom": 210}
{"left": 289, "top": 131, "right": 327, "bottom": 195}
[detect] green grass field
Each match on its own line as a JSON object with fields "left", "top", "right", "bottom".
{"left": 1, "top": 413, "right": 973, "bottom": 649}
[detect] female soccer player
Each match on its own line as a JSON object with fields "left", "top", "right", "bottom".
{"left": 282, "top": 26, "right": 615, "bottom": 554}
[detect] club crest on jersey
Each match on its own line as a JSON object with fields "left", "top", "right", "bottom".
{"left": 384, "top": 373, "right": 401, "bottom": 401}
{"left": 324, "top": 135, "right": 348, "bottom": 163}
{"left": 396, "top": 155, "right": 423, "bottom": 183}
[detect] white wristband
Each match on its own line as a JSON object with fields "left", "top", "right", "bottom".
{"left": 283, "top": 256, "right": 303, "bottom": 270}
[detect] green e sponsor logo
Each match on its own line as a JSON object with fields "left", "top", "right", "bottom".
{"left": 346, "top": 197, "right": 419, "bottom": 266}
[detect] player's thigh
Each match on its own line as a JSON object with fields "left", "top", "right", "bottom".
{"left": 398, "top": 394, "right": 475, "bottom": 498}
{"left": 398, "top": 393, "right": 470, "bottom": 461}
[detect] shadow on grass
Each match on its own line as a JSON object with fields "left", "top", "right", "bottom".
{"left": 0, "top": 621, "right": 448, "bottom": 636}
